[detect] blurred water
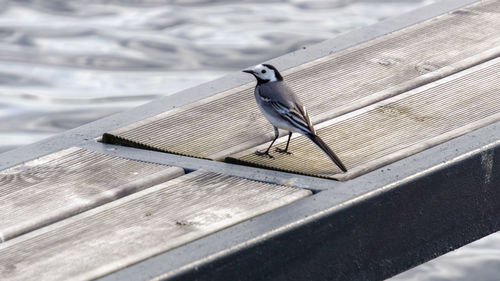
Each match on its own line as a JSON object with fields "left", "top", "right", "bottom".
{"left": 0, "top": 0, "right": 498, "bottom": 280}
{"left": 0, "top": 0, "right": 434, "bottom": 152}
{"left": 392, "top": 232, "right": 500, "bottom": 281}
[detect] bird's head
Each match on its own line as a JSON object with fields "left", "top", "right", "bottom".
{"left": 242, "top": 64, "right": 283, "bottom": 84}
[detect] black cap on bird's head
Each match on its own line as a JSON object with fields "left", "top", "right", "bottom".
{"left": 243, "top": 64, "right": 283, "bottom": 84}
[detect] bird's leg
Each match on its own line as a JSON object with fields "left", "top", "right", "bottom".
{"left": 276, "top": 131, "right": 292, "bottom": 154}
{"left": 255, "top": 127, "right": 279, "bottom": 158}
{"left": 255, "top": 136, "right": 277, "bottom": 158}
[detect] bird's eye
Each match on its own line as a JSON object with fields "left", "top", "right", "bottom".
{"left": 261, "top": 70, "right": 266, "bottom": 74}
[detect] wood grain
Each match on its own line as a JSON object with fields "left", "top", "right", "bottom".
{"left": 0, "top": 147, "right": 184, "bottom": 242}
{"left": 0, "top": 170, "right": 311, "bottom": 281}
{"left": 227, "top": 57, "right": 500, "bottom": 180}
{"left": 103, "top": 0, "right": 500, "bottom": 160}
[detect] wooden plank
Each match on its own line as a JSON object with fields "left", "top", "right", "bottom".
{"left": 0, "top": 170, "right": 311, "bottom": 281}
{"left": 227, "top": 57, "right": 500, "bottom": 180}
{"left": 103, "top": 0, "right": 500, "bottom": 160}
{"left": 0, "top": 147, "right": 184, "bottom": 242}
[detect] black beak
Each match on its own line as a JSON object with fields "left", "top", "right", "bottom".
{"left": 242, "top": 69, "right": 254, "bottom": 74}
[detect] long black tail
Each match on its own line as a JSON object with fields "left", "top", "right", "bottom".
{"left": 306, "top": 133, "right": 347, "bottom": 172}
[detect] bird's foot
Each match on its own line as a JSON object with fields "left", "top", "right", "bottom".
{"left": 275, "top": 147, "right": 292, "bottom": 155}
{"left": 255, "top": 150, "right": 274, "bottom": 159}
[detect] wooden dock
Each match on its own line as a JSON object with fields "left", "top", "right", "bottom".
{"left": 1, "top": 0, "right": 499, "bottom": 280}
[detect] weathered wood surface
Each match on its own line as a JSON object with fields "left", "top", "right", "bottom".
{"left": 0, "top": 170, "right": 311, "bottom": 281}
{"left": 0, "top": 147, "right": 184, "bottom": 242}
{"left": 228, "top": 57, "right": 500, "bottom": 180}
{"left": 103, "top": 0, "right": 500, "bottom": 160}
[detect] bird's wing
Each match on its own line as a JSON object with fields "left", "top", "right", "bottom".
{"left": 294, "top": 102, "right": 316, "bottom": 135}
{"left": 258, "top": 85, "right": 316, "bottom": 135}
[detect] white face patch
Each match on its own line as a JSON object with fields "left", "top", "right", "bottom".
{"left": 252, "top": 64, "right": 278, "bottom": 82}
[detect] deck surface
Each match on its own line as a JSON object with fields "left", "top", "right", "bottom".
{"left": 0, "top": 147, "right": 183, "bottom": 242}
{"left": 1, "top": 0, "right": 499, "bottom": 280}
{"left": 0, "top": 170, "right": 310, "bottom": 281}
{"left": 103, "top": 0, "right": 500, "bottom": 166}
{"left": 228, "top": 57, "right": 500, "bottom": 179}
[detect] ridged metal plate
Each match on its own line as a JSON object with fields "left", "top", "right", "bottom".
{"left": 0, "top": 147, "right": 184, "bottom": 242}
{"left": 0, "top": 170, "right": 311, "bottom": 281}
{"left": 103, "top": 0, "right": 500, "bottom": 160}
{"left": 227, "top": 58, "right": 500, "bottom": 180}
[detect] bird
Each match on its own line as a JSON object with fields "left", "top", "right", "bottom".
{"left": 242, "top": 63, "right": 347, "bottom": 172}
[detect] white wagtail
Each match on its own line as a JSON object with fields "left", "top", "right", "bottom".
{"left": 243, "top": 64, "right": 347, "bottom": 172}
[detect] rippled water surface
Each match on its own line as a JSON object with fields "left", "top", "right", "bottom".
{"left": 0, "top": 0, "right": 435, "bottom": 152}
{"left": 1, "top": 0, "right": 499, "bottom": 280}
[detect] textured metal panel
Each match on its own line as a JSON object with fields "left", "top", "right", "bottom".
{"left": 103, "top": 0, "right": 500, "bottom": 159}
{"left": 0, "top": 170, "right": 311, "bottom": 281}
{"left": 227, "top": 58, "right": 500, "bottom": 180}
{"left": 0, "top": 147, "right": 184, "bottom": 242}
